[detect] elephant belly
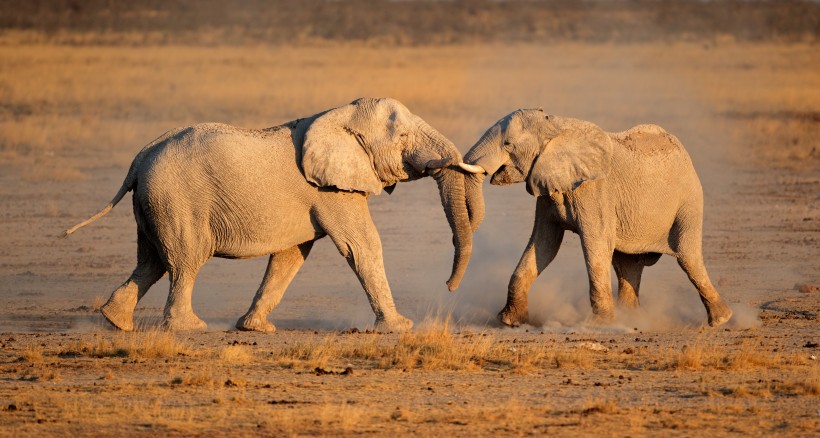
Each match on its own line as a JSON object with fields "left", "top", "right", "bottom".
{"left": 211, "top": 204, "right": 321, "bottom": 259}
{"left": 614, "top": 206, "right": 677, "bottom": 255}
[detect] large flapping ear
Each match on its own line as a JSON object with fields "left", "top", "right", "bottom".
{"left": 527, "top": 123, "right": 613, "bottom": 196}
{"left": 302, "top": 101, "right": 384, "bottom": 195}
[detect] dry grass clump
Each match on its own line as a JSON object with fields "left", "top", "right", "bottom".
{"left": 272, "top": 335, "right": 340, "bottom": 370}
{"left": 218, "top": 345, "right": 254, "bottom": 365}
{"left": 665, "top": 340, "right": 808, "bottom": 371}
{"left": 317, "top": 403, "right": 366, "bottom": 433}
{"left": 772, "top": 369, "right": 820, "bottom": 396}
{"left": 582, "top": 398, "right": 620, "bottom": 415}
{"left": 270, "top": 319, "right": 496, "bottom": 371}
{"left": 552, "top": 348, "right": 595, "bottom": 370}
{"left": 59, "top": 329, "right": 190, "bottom": 359}
{"left": 269, "top": 319, "right": 603, "bottom": 373}
{"left": 171, "top": 371, "right": 217, "bottom": 387}
{"left": 20, "top": 344, "right": 44, "bottom": 363}
{"left": 383, "top": 319, "right": 493, "bottom": 371}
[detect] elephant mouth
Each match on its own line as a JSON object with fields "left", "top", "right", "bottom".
{"left": 489, "top": 164, "right": 522, "bottom": 186}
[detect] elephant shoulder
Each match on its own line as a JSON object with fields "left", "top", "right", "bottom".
{"left": 610, "top": 124, "right": 685, "bottom": 156}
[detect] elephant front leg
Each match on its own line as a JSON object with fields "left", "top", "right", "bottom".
{"left": 581, "top": 237, "right": 616, "bottom": 324}
{"left": 236, "top": 241, "right": 314, "bottom": 333}
{"left": 319, "top": 198, "right": 413, "bottom": 333}
{"left": 499, "top": 197, "right": 564, "bottom": 327}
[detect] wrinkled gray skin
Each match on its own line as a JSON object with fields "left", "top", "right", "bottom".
{"left": 461, "top": 109, "right": 733, "bottom": 327}
{"left": 65, "top": 98, "right": 475, "bottom": 333}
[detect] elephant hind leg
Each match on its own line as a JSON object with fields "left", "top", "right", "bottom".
{"left": 160, "top": 264, "right": 208, "bottom": 331}
{"left": 612, "top": 251, "right": 645, "bottom": 309}
{"left": 671, "top": 219, "right": 732, "bottom": 327}
{"left": 101, "top": 231, "right": 167, "bottom": 331}
{"left": 676, "top": 251, "right": 732, "bottom": 327}
{"left": 236, "top": 241, "right": 315, "bottom": 333}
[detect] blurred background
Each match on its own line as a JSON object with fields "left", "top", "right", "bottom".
{"left": 0, "top": 1, "right": 817, "bottom": 332}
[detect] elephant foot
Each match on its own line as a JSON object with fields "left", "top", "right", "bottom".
{"left": 161, "top": 311, "right": 208, "bottom": 332}
{"left": 236, "top": 314, "right": 276, "bottom": 333}
{"left": 374, "top": 314, "right": 413, "bottom": 333}
{"left": 498, "top": 306, "right": 528, "bottom": 327}
{"left": 590, "top": 309, "right": 615, "bottom": 326}
{"left": 100, "top": 296, "right": 136, "bottom": 331}
{"left": 706, "top": 300, "right": 733, "bottom": 327}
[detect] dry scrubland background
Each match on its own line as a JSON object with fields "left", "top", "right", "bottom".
{"left": 0, "top": 1, "right": 819, "bottom": 436}
{"left": 0, "top": 1, "right": 817, "bottom": 331}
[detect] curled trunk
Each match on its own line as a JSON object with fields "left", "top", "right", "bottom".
{"left": 431, "top": 167, "right": 473, "bottom": 291}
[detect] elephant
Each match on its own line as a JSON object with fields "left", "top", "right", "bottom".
{"left": 457, "top": 109, "right": 733, "bottom": 327}
{"left": 64, "top": 97, "right": 477, "bottom": 333}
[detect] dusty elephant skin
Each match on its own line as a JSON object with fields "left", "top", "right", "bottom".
{"left": 63, "top": 97, "right": 476, "bottom": 333}
{"left": 460, "top": 110, "right": 733, "bottom": 327}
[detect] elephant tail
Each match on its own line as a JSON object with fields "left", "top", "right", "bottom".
{"left": 62, "top": 162, "right": 138, "bottom": 238}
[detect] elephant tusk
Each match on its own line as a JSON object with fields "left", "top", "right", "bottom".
{"left": 457, "top": 162, "right": 486, "bottom": 174}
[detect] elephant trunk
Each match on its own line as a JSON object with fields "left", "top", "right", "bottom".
{"left": 432, "top": 167, "right": 473, "bottom": 292}
{"left": 464, "top": 172, "right": 486, "bottom": 232}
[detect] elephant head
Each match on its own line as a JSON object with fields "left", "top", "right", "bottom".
{"left": 300, "top": 97, "right": 474, "bottom": 291}
{"left": 459, "top": 109, "right": 614, "bottom": 198}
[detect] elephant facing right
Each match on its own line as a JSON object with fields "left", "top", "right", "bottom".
{"left": 458, "top": 109, "right": 733, "bottom": 328}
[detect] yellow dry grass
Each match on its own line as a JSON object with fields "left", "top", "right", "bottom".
{"left": 666, "top": 339, "right": 809, "bottom": 371}
{"left": 266, "top": 317, "right": 608, "bottom": 373}
{"left": 59, "top": 328, "right": 190, "bottom": 359}
{"left": 20, "top": 344, "right": 44, "bottom": 363}
{"left": 218, "top": 345, "right": 255, "bottom": 365}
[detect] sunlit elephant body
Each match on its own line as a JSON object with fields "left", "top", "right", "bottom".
{"left": 66, "top": 98, "right": 474, "bottom": 332}
{"left": 459, "top": 109, "right": 733, "bottom": 327}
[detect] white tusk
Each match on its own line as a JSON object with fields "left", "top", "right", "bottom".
{"left": 457, "top": 162, "right": 486, "bottom": 174}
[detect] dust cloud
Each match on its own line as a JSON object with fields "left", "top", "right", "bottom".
{"left": 400, "top": 42, "right": 762, "bottom": 334}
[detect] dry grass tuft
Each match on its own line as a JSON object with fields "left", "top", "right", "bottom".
{"left": 552, "top": 348, "right": 595, "bottom": 370}
{"left": 318, "top": 403, "right": 366, "bottom": 432}
{"left": 665, "top": 340, "right": 807, "bottom": 371}
{"left": 268, "top": 319, "right": 608, "bottom": 372}
{"left": 60, "top": 329, "right": 190, "bottom": 359}
{"left": 171, "top": 371, "right": 217, "bottom": 387}
{"left": 218, "top": 345, "right": 254, "bottom": 365}
{"left": 385, "top": 318, "right": 493, "bottom": 371}
{"left": 772, "top": 369, "right": 820, "bottom": 396}
{"left": 21, "top": 344, "right": 44, "bottom": 363}
{"left": 582, "top": 398, "right": 620, "bottom": 415}
{"left": 272, "top": 335, "right": 340, "bottom": 370}
{"left": 271, "top": 318, "right": 498, "bottom": 371}
{"left": 90, "top": 295, "right": 106, "bottom": 312}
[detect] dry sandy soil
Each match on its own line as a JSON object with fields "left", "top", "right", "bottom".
{"left": 0, "top": 18, "right": 818, "bottom": 438}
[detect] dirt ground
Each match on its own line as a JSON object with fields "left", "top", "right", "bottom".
{"left": 0, "top": 17, "right": 818, "bottom": 438}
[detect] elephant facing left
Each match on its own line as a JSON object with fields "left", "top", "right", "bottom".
{"left": 64, "top": 97, "right": 476, "bottom": 333}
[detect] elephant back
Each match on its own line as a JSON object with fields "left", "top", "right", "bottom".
{"left": 610, "top": 125, "right": 684, "bottom": 156}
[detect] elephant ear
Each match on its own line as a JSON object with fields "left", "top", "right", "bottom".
{"left": 302, "top": 102, "right": 384, "bottom": 195}
{"left": 527, "top": 125, "right": 613, "bottom": 196}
